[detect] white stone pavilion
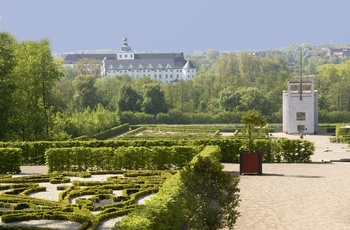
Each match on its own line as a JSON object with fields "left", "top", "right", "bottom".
{"left": 282, "top": 81, "right": 318, "bottom": 134}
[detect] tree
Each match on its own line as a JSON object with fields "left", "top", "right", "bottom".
{"left": 214, "top": 52, "right": 240, "bottom": 95}
{"left": 0, "top": 32, "right": 17, "bottom": 140}
{"left": 218, "top": 87, "right": 240, "bottom": 112}
{"left": 73, "top": 75, "right": 99, "bottom": 111}
{"left": 95, "top": 76, "right": 122, "bottom": 110}
{"left": 73, "top": 58, "right": 101, "bottom": 77}
{"left": 10, "top": 39, "right": 63, "bottom": 140}
{"left": 50, "top": 77, "right": 75, "bottom": 113}
{"left": 241, "top": 110, "right": 267, "bottom": 151}
{"left": 142, "top": 83, "right": 168, "bottom": 115}
{"left": 118, "top": 83, "right": 143, "bottom": 112}
{"left": 238, "top": 87, "right": 269, "bottom": 115}
{"left": 206, "top": 49, "right": 220, "bottom": 60}
{"left": 238, "top": 52, "right": 260, "bottom": 82}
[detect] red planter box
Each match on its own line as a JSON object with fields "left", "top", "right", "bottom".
{"left": 240, "top": 149, "right": 262, "bottom": 175}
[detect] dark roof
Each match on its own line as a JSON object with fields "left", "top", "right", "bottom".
{"left": 64, "top": 54, "right": 116, "bottom": 64}
{"left": 183, "top": 60, "right": 196, "bottom": 69}
{"left": 105, "top": 53, "right": 193, "bottom": 69}
{"left": 64, "top": 52, "right": 196, "bottom": 70}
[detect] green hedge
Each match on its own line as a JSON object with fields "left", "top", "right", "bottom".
{"left": 1, "top": 137, "right": 314, "bottom": 166}
{"left": 114, "top": 146, "right": 240, "bottom": 230}
{"left": 0, "top": 148, "right": 22, "bottom": 174}
{"left": 46, "top": 146, "right": 198, "bottom": 173}
{"left": 90, "top": 123, "right": 130, "bottom": 140}
{"left": 270, "top": 138, "right": 314, "bottom": 162}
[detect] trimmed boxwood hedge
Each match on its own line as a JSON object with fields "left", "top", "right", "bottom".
{"left": 0, "top": 148, "right": 22, "bottom": 174}
{"left": 0, "top": 137, "right": 314, "bottom": 166}
{"left": 90, "top": 123, "right": 130, "bottom": 140}
{"left": 0, "top": 170, "right": 172, "bottom": 229}
{"left": 45, "top": 146, "right": 199, "bottom": 173}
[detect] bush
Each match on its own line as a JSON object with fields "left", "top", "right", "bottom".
{"left": 271, "top": 139, "right": 314, "bottom": 162}
{"left": 46, "top": 146, "right": 198, "bottom": 172}
{"left": 0, "top": 148, "right": 22, "bottom": 174}
{"left": 114, "top": 146, "right": 240, "bottom": 230}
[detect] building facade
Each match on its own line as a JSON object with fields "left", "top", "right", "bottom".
{"left": 282, "top": 81, "right": 318, "bottom": 134}
{"left": 64, "top": 38, "right": 197, "bottom": 83}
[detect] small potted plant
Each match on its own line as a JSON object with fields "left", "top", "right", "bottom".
{"left": 240, "top": 110, "right": 267, "bottom": 175}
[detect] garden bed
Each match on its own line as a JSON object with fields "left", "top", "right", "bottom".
{"left": 0, "top": 170, "right": 171, "bottom": 229}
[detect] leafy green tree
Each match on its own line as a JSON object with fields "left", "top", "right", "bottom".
{"left": 50, "top": 77, "right": 75, "bottom": 112}
{"left": 206, "top": 49, "right": 220, "bottom": 60}
{"left": 241, "top": 110, "right": 267, "bottom": 151}
{"left": 216, "top": 52, "right": 240, "bottom": 77}
{"left": 64, "top": 104, "right": 119, "bottom": 138}
{"left": 73, "top": 75, "right": 99, "bottom": 111}
{"left": 142, "top": 83, "right": 168, "bottom": 115}
{"left": 238, "top": 87, "right": 269, "bottom": 115}
{"left": 73, "top": 58, "right": 101, "bottom": 77}
{"left": 0, "top": 32, "right": 16, "bottom": 140}
{"left": 218, "top": 87, "right": 240, "bottom": 112}
{"left": 214, "top": 52, "right": 240, "bottom": 95}
{"left": 193, "top": 72, "right": 216, "bottom": 106}
{"left": 118, "top": 83, "right": 143, "bottom": 112}
{"left": 64, "top": 66, "right": 80, "bottom": 79}
{"left": 238, "top": 52, "right": 261, "bottom": 83}
{"left": 95, "top": 76, "right": 122, "bottom": 110}
{"left": 170, "top": 80, "right": 198, "bottom": 113}
{"left": 10, "top": 39, "right": 63, "bottom": 140}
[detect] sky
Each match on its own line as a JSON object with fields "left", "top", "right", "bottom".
{"left": 1, "top": 0, "right": 350, "bottom": 53}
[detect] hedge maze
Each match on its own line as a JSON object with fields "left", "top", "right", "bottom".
{"left": 0, "top": 170, "right": 172, "bottom": 229}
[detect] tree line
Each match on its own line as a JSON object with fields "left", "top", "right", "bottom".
{"left": 1, "top": 32, "right": 350, "bottom": 141}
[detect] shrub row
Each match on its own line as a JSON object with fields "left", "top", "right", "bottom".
{"left": 114, "top": 146, "right": 240, "bottom": 230}
{"left": 90, "top": 123, "right": 130, "bottom": 140}
{"left": 0, "top": 138, "right": 314, "bottom": 166}
{"left": 0, "top": 148, "right": 22, "bottom": 174}
{"left": 1, "top": 210, "right": 90, "bottom": 227}
{"left": 46, "top": 146, "right": 199, "bottom": 173}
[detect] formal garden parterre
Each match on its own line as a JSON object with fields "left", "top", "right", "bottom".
{"left": 0, "top": 124, "right": 315, "bottom": 229}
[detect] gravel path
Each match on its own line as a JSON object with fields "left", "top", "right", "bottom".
{"left": 222, "top": 133, "right": 350, "bottom": 230}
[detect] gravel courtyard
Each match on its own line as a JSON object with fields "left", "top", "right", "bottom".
{"left": 222, "top": 133, "right": 350, "bottom": 230}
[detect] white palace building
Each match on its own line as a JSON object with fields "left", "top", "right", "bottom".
{"left": 64, "top": 38, "right": 197, "bottom": 83}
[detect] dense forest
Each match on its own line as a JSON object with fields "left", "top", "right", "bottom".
{"left": 1, "top": 32, "right": 350, "bottom": 141}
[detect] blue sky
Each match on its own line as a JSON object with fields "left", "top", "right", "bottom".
{"left": 1, "top": 0, "right": 350, "bottom": 53}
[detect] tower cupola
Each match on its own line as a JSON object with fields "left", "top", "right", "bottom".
{"left": 117, "top": 37, "right": 135, "bottom": 60}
